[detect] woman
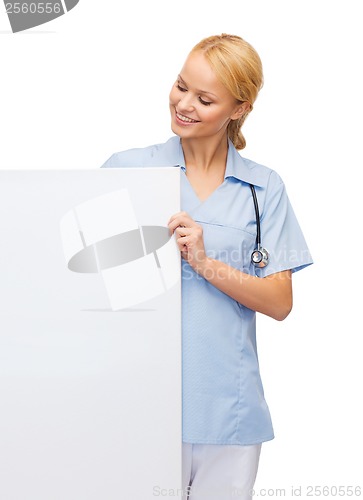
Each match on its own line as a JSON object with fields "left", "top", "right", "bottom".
{"left": 102, "top": 34, "right": 313, "bottom": 500}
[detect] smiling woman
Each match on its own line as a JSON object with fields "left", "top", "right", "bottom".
{"left": 169, "top": 51, "right": 248, "bottom": 143}
{"left": 169, "top": 34, "right": 263, "bottom": 150}
{"left": 102, "top": 33, "right": 313, "bottom": 500}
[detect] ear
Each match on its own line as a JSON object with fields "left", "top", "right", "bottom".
{"left": 230, "top": 101, "right": 251, "bottom": 120}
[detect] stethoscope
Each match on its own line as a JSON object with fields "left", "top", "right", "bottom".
{"left": 249, "top": 184, "right": 269, "bottom": 268}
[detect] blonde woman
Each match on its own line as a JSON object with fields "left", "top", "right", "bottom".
{"left": 102, "top": 34, "right": 313, "bottom": 500}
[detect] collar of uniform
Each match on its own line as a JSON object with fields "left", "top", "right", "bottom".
{"left": 172, "top": 136, "right": 265, "bottom": 188}
{"left": 224, "top": 139, "right": 265, "bottom": 187}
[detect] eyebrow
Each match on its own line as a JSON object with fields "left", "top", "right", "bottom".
{"left": 178, "top": 74, "right": 218, "bottom": 99}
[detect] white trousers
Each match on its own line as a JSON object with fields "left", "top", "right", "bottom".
{"left": 182, "top": 442, "right": 262, "bottom": 500}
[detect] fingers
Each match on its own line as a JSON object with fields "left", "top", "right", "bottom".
{"left": 168, "top": 211, "right": 206, "bottom": 267}
{"left": 174, "top": 226, "right": 192, "bottom": 237}
{"left": 174, "top": 229, "right": 191, "bottom": 252}
{"left": 168, "top": 211, "right": 190, "bottom": 224}
{"left": 174, "top": 225, "right": 203, "bottom": 251}
{"left": 168, "top": 211, "right": 195, "bottom": 234}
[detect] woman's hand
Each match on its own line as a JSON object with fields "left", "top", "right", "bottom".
{"left": 168, "top": 211, "right": 206, "bottom": 270}
{"left": 168, "top": 211, "right": 292, "bottom": 321}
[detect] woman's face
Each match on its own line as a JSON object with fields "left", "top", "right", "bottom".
{"left": 169, "top": 51, "right": 245, "bottom": 141}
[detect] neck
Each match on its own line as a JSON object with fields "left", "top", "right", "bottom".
{"left": 181, "top": 134, "right": 229, "bottom": 174}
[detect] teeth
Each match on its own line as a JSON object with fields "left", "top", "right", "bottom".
{"left": 176, "top": 112, "right": 197, "bottom": 123}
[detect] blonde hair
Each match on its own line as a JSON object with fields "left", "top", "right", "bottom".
{"left": 191, "top": 34, "right": 263, "bottom": 150}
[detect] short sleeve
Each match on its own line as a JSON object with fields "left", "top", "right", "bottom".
{"left": 101, "top": 153, "right": 118, "bottom": 168}
{"left": 254, "top": 170, "right": 313, "bottom": 278}
{"left": 100, "top": 143, "right": 168, "bottom": 169}
{"left": 100, "top": 149, "right": 146, "bottom": 169}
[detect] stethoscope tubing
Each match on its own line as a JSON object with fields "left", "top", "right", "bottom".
{"left": 249, "top": 184, "right": 269, "bottom": 268}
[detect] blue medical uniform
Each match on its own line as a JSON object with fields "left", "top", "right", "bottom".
{"left": 102, "top": 135, "right": 313, "bottom": 446}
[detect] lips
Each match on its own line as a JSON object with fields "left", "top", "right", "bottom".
{"left": 175, "top": 111, "right": 200, "bottom": 124}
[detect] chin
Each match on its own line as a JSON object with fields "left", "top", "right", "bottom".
{"left": 170, "top": 120, "right": 181, "bottom": 135}
{"left": 172, "top": 128, "right": 192, "bottom": 140}
{"left": 170, "top": 120, "right": 197, "bottom": 140}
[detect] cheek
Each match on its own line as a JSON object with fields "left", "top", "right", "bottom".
{"left": 199, "top": 107, "right": 225, "bottom": 125}
{"left": 169, "top": 87, "right": 178, "bottom": 106}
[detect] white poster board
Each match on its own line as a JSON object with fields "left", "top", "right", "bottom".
{"left": 0, "top": 168, "right": 181, "bottom": 499}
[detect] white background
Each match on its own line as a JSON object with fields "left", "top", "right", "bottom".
{"left": 1, "top": 0, "right": 362, "bottom": 497}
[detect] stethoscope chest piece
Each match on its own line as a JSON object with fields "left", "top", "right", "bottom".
{"left": 251, "top": 244, "right": 269, "bottom": 268}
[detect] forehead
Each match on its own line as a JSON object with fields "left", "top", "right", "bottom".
{"left": 179, "top": 51, "right": 229, "bottom": 97}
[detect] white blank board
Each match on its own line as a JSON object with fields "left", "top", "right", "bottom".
{"left": 0, "top": 168, "right": 181, "bottom": 500}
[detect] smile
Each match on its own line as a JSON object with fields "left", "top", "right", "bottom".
{"left": 175, "top": 111, "right": 199, "bottom": 124}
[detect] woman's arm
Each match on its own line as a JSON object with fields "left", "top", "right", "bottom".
{"left": 194, "top": 259, "right": 292, "bottom": 321}
{"left": 168, "top": 211, "right": 293, "bottom": 321}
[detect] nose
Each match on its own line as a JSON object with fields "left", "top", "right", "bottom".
{"left": 177, "top": 93, "right": 195, "bottom": 113}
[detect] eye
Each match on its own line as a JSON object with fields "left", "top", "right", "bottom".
{"left": 199, "top": 96, "right": 212, "bottom": 106}
{"left": 177, "top": 83, "right": 187, "bottom": 92}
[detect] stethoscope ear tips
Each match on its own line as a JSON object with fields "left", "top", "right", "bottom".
{"left": 251, "top": 246, "right": 269, "bottom": 268}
